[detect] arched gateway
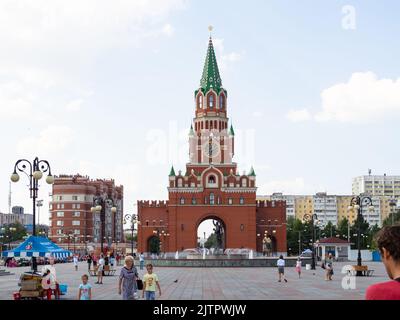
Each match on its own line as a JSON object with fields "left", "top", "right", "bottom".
{"left": 137, "top": 34, "right": 287, "bottom": 256}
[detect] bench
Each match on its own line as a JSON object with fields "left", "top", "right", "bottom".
{"left": 347, "top": 265, "right": 374, "bottom": 277}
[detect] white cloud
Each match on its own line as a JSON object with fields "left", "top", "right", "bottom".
{"left": 162, "top": 24, "right": 175, "bottom": 37}
{"left": 258, "top": 178, "right": 306, "bottom": 195}
{"left": 17, "top": 125, "right": 75, "bottom": 155}
{"left": 65, "top": 99, "right": 84, "bottom": 112}
{"left": 0, "top": 0, "right": 186, "bottom": 50}
{"left": 212, "top": 38, "right": 243, "bottom": 71}
{"left": 286, "top": 108, "right": 312, "bottom": 122}
{"left": 288, "top": 72, "right": 400, "bottom": 123}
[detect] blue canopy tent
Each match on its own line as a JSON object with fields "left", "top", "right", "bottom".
{"left": 1, "top": 235, "right": 72, "bottom": 259}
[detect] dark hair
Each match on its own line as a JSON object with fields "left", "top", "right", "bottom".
{"left": 279, "top": 255, "right": 283, "bottom": 259}
{"left": 146, "top": 263, "right": 153, "bottom": 268}
{"left": 375, "top": 225, "right": 400, "bottom": 262}
{"left": 81, "top": 274, "right": 89, "bottom": 280}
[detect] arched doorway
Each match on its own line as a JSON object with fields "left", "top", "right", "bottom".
{"left": 147, "top": 236, "right": 160, "bottom": 255}
{"left": 196, "top": 216, "right": 226, "bottom": 253}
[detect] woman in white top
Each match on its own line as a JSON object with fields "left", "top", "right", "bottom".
{"left": 277, "top": 255, "right": 288, "bottom": 283}
{"left": 96, "top": 254, "right": 105, "bottom": 284}
{"left": 73, "top": 255, "right": 78, "bottom": 271}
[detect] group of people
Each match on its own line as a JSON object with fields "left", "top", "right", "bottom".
{"left": 275, "top": 225, "right": 400, "bottom": 300}
{"left": 276, "top": 253, "right": 335, "bottom": 283}
{"left": 77, "top": 255, "right": 161, "bottom": 300}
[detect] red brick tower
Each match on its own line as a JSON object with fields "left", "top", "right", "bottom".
{"left": 137, "top": 35, "right": 286, "bottom": 255}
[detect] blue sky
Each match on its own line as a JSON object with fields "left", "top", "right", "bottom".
{"left": 0, "top": 0, "right": 399, "bottom": 229}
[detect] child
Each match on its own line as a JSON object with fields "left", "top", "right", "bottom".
{"left": 277, "top": 255, "right": 288, "bottom": 283}
{"left": 142, "top": 263, "right": 161, "bottom": 300}
{"left": 73, "top": 255, "right": 78, "bottom": 271}
{"left": 295, "top": 257, "right": 302, "bottom": 278}
{"left": 78, "top": 274, "right": 92, "bottom": 300}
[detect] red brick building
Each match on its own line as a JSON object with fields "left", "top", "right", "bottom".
{"left": 49, "top": 175, "right": 124, "bottom": 253}
{"left": 137, "top": 35, "right": 286, "bottom": 255}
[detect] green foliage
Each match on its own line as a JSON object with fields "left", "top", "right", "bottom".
{"left": 383, "top": 209, "right": 400, "bottom": 227}
{"left": 204, "top": 233, "right": 217, "bottom": 249}
{"left": 0, "top": 222, "right": 27, "bottom": 243}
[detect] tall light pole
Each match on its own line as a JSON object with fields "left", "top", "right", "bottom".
{"left": 36, "top": 199, "right": 43, "bottom": 228}
{"left": 123, "top": 214, "right": 137, "bottom": 255}
{"left": 10, "top": 157, "right": 54, "bottom": 273}
{"left": 303, "top": 213, "right": 318, "bottom": 270}
{"left": 91, "top": 196, "right": 117, "bottom": 255}
{"left": 348, "top": 196, "right": 374, "bottom": 276}
{"left": 389, "top": 198, "right": 397, "bottom": 225}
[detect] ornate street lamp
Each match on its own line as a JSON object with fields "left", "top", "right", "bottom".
{"left": 10, "top": 157, "right": 54, "bottom": 273}
{"left": 123, "top": 214, "right": 137, "bottom": 255}
{"left": 348, "top": 196, "right": 374, "bottom": 276}
{"left": 303, "top": 213, "right": 318, "bottom": 270}
{"left": 91, "top": 196, "right": 116, "bottom": 254}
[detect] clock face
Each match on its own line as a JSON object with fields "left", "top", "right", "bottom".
{"left": 203, "top": 138, "right": 221, "bottom": 159}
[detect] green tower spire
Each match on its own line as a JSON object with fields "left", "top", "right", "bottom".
{"left": 249, "top": 166, "right": 256, "bottom": 176}
{"left": 229, "top": 124, "right": 235, "bottom": 136}
{"left": 200, "top": 37, "right": 223, "bottom": 93}
{"left": 169, "top": 166, "right": 176, "bottom": 177}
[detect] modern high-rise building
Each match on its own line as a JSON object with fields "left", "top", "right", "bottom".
{"left": 352, "top": 174, "right": 400, "bottom": 199}
{"left": 0, "top": 206, "right": 33, "bottom": 227}
{"left": 49, "top": 175, "right": 124, "bottom": 253}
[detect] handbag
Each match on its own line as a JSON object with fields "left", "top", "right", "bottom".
{"left": 321, "top": 262, "right": 325, "bottom": 269}
{"left": 136, "top": 279, "right": 143, "bottom": 290}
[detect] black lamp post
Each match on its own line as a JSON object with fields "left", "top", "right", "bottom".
{"left": 91, "top": 196, "right": 116, "bottom": 255}
{"left": 10, "top": 157, "right": 54, "bottom": 273}
{"left": 123, "top": 214, "right": 137, "bottom": 255}
{"left": 303, "top": 213, "right": 318, "bottom": 270}
{"left": 348, "top": 196, "right": 374, "bottom": 276}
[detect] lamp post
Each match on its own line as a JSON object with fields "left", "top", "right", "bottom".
{"left": 123, "top": 214, "right": 137, "bottom": 255}
{"left": 91, "top": 196, "right": 116, "bottom": 255}
{"left": 348, "top": 196, "right": 374, "bottom": 276}
{"left": 303, "top": 213, "right": 318, "bottom": 270}
{"left": 10, "top": 157, "right": 54, "bottom": 273}
{"left": 389, "top": 198, "right": 397, "bottom": 225}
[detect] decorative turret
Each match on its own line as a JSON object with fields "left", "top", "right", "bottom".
{"left": 169, "top": 166, "right": 176, "bottom": 177}
{"left": 249, "top": 166, "right": 256, "bottom": 176}
{"left": 229, "top": 124, "right": 235, "bottom": 136}
{"left": 189, "top": 124, "right": 195, "bottom": 137}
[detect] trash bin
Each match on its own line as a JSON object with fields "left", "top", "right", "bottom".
{"left": 306, "top": 264, "right": 311, "bottom": 270}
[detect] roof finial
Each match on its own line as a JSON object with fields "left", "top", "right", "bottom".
{"left": 208, "top": 25, "right": 213, "bottom": 37}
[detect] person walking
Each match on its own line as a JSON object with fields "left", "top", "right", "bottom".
{"left": 73, "top": 255, "right": 78, "bottom": 271}
{"left": 366, "top": 226, "right": 400, "bottom": 300}
{"left": 142, "top": 263, "right": 161, "bottom": 300}
{"left": 295, "top": 257, "right": 302, "bottom": 278}
{"left": 324, "top": 253, "right": 334, "bottom": 281}
{"left": 78, "top": 274, "right": 92, "bottom": 300}
{"left": 87, "top": 254, "right": 92, "bottom": 272}
{"left": 118, "top": 256, "right": 139, "bottom": 300}
{"left": 139, "top": 252, "right": 145, "bottom": 270}
{"left": 96, "top": 254, "right": 104, "bottom": 284}
{"left": 277, "top": 255, "right": 288, "bottom": 283}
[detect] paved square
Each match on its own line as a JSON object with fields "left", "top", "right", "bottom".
{"left": 0, "top": 261, "right": 388, "bottom": 300}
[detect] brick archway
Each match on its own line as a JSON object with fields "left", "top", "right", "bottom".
{"left": 195, "top": 215, "right": 226, "bottom": 250}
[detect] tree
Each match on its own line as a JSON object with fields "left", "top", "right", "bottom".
{"left": 383, "top": 209, "right": 400, "bottom": 227}
{"left": 350, "top": 214, "right": 370, "bottom": 250}
{"left": 286, "top": 217, "right": 313, "bottom": 256}
{"left": 1, "top": 222, "right": 27, "bottom": 243}
{"left": 204, "top": 233, "right": 217, "bottom": 249}
{"left": 336, "top": 218, "right": 350, "bottom": 241}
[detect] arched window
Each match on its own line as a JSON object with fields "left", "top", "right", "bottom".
{"left": 210, "top": 193, "right": 215, "bottom": 205}
{"left": 208, "top": 94, "right": 214, "bottom": 109}
{"left": 240, "top": 196, "right": 245, "bottom": 205}
{"left": 198, "top": 95, "right": 203, "bottom": 109}
{"left": 208, "top": 175, "right": 216, "bottom": 184}
{"left": 192, "top": 197, "right": 197, "bottom": 205}
{"left": 219, "top": 95, "right": 224, "bottom": 109}
{"left": 228, "top": 198, "right": 233, "bottom": 205}
{"left": 180, "top": 197, "right": 185, "bottom": 205}
{"left": 177, "top": 179, "right": 183, "bottom": 187}
{"left": 242, "top": 178, "right": 247, "bottom": 187}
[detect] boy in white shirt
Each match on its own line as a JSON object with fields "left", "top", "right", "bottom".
{"left": 277, "top": 255, "right": 288, "bottom": 283}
